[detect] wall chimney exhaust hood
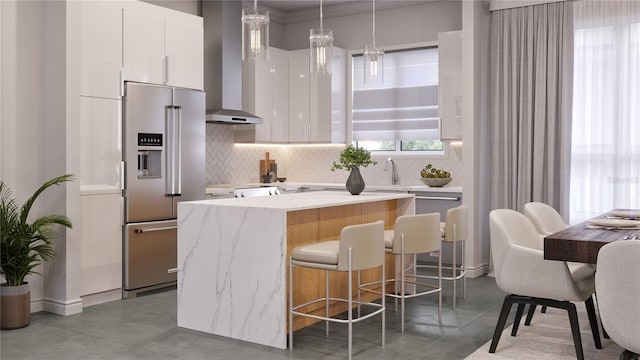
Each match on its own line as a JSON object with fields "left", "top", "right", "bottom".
{"left": 204, "top": 1, "right": 262, "bottom": 125}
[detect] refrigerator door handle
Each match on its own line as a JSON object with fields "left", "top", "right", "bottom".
{"left": 165, "top": 105, "right": 182, "bottom": 196}
{"left": 175, "top": 106, "right": 182, "bottom": 196}
{"left": 165, "top": 106, "right": 176, "bottom": 196}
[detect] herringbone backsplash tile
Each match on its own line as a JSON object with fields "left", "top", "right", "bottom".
{"left": 206, "top": 124, "right": 463, "bottom": 186}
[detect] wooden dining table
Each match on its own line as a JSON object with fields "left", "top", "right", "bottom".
{"left": 544, "top": 209, "right": 640, "bottom": 264}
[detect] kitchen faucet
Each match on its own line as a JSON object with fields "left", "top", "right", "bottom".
{"left": 384, "top": 158, "right": 399, "bottom": 185}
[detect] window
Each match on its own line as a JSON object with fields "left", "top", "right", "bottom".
{"left": 570, "top": 0, "right": 640, "bottom": 223}
{"left": 351, "top": 46, "right": 443, "bottom": 154}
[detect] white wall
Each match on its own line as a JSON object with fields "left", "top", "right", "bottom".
{"left": 1, "top": 0, "right": 82, "bottom": 315}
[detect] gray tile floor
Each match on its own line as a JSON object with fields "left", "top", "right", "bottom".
{"left": 0, "top": 275, "right": 509, "bottom": 360}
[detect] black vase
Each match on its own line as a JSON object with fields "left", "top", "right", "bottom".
{"left": 346, "top": 167, "right": 365, "bottom": 195}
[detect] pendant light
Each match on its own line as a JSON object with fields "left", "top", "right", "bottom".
{"left": 363, "top": 0, "right": 383, "bottom": 84}
{"left": 242, "top": 0, "right": 270, "bottom": 62}
{"left": 309, "top": 0, "right": 333, "bottom": 75}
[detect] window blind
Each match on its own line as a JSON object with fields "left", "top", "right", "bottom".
{"left": 352, "top": 47, "right": 439, "bottom": 141}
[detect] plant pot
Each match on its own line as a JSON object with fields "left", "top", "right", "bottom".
{"left": 346, "top": 167, "right": 365, "bottom": 195}
{"left": 0, "top": 283, "right": 30, "bottom": 330}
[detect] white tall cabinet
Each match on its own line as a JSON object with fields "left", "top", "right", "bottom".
{"left": 78, "top": 0, "right": 203, "bottom": 304}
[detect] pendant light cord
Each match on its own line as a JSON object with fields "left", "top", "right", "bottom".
{"left": 254, "top": 0, "right": 258, "bottom": 12}
{"left": 320, "top": 0, "right": 324, "bottom": 29}
{"left": 372, "top": 0, "right": 376, "bottom": 48}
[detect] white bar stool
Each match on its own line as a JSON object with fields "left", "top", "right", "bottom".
{"left": 289, "top": 220, "right": 386, "bottom": 360}
{"left": 418, "top": 205, "right": 468, "bottom": 309}
{"left": 361, "top": 213, "right": 442, "bottom": 332}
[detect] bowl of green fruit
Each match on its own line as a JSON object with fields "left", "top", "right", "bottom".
{"left": 420, "top": 163, "right": 452, "bottom": 187}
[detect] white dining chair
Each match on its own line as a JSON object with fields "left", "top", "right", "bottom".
{"left": 595, "top": 241, "right": 640, "bottom": 360}
{"left": 488, "top": 209, "right": 601, "bottom": 360}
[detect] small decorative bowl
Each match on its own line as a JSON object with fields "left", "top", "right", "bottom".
{"left": 420, "top": 177, "right": 452, "bottom": 187}
{"left": 277, "top": 177, "right": 287, "bottom": 182}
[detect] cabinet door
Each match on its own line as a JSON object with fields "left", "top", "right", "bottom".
{"left": 270, "top": 50, "right": 289, "bottom": 142}
{"left": 122, "top": 2, "right": 165, "bottom": 85}
{"left": 288, "top": 52, "right": 310, "bottom": 142}
{"left": 438, "top": 30, "right": 463, "bottom": 140}
{"left": 165, "top": 13, "right": 203, "bottom": 90}
{"left": 79, "top": 97, "right": 122, "bottom": 188}
{"left": 80, "top": 1, "right": 122, "bottom": 99}
{"left": 330, "top": 48, "right": 347, "bottom": 143}
{"left": 253, "top": 59, "right": 273, "bottom": 142}
{"left": 309, "top": 73, "right": 331, "bottom": 142}
{"left": 81, "top": 192, "right": 123, "bottom": 296}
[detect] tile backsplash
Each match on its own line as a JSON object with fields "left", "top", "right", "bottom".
{"left": 206, "top": 123, "right": 463, "bottom": 186}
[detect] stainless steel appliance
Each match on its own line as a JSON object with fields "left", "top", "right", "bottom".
{"left": 233, "top": 186, "right": 280, "bottom": 198}
{"left": 122, "top": 82, "right": 205, "bottom": 298}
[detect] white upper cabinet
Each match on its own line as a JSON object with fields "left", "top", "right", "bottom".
{"left": 241, "top": 47, "right": 346, "bottom": 144}
{"left": 80, "top": 1, "right": 123, "bottom": 99}
{"left": 289, "top": 48, "right": 346, "bottom": 143}
{"left": 123, "top": 1, "right": 203, "bottom": 90}
{"left": 288, "top": 51, "right": 310, "bottom": 142}
{"left": 164, "top": 12, "right": 204, "bottom": 90}
{"left": 243, "top": 48, "right": 289, "bottom": 143}
{"left": 122, "top": 2, "right": 165, "bottom": 86}
{"left": 438, "top": 30, "right": 463, "bottom": 140}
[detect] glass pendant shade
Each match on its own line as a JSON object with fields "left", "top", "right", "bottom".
{"left": 363, "top": 45, "right": 384, "bottom": 84}
{"left": 363, "top": 0, "right": 383, "bottom": 84}
{"left": 310, "top": 28, "right": 333, "bottom": 75}
{"left": 241, "top": 4, "right": 269, "bottom": 62}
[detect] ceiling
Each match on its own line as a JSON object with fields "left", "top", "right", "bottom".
{"left": 238, "top": 0, "right": 433, "bottom": 24}
{"left": 258, "top": 0, "right": 358, "bottom": 13}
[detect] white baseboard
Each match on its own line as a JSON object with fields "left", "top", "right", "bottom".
{"left": 30, "top": 299, "right": 43, "bottom": 313}
{"left": 81, "top": 288, "right": 122, "bottom": 307}
{"left": 465, "top": 263, "right": 490, "bottom": 278}
{"left": 42, "top": 297, "right": 83, "bottom": 316}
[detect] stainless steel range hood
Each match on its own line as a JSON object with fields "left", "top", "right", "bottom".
{"left": 203, "top": 1, "right": 262, "bottom": 125}
{"left": 206, "top": 109, "right": 262, "bottom": 124}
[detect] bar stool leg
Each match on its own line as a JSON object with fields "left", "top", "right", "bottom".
{"left": 348, "top": 247, "right": 353, "bottom": 360}
{"left": 289, "top": 256, "right": 293, "bottom": 352}
{"left": 326, "top": 270, "right": 330, "bottom": 336}
{"left": 452, "top": 224, "right": 457, "bottom": 310}
{"left": 401, "top": 235, "right": 406, "bottom": 333}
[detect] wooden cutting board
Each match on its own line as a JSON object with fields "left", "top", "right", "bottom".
{"left": 259, "top": 152, "right": 275, "bottom": 182}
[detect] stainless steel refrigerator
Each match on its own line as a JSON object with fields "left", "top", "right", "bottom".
{"left": 122, "top": 82, "right": 205, "bottom": 298}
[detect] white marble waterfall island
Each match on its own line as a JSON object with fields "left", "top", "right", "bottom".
{"left": 177, "top": 191, "right": 414, "bottom": 349}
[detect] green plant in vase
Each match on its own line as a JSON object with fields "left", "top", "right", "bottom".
{"left": 331, "top": 145, "right": 377, "bottom": 195}
{"left": 0, "top": 174, "right": 74, "bottom": 329}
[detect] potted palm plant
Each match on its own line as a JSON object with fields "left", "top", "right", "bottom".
{"left": 330, "top": 145, "right": 377, "bottom": 195}
{"left": 0, "top": 174, "right": 73, "bottom": 329}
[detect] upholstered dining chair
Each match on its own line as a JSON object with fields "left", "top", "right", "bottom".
{"left": 523, "top": 201, "right": 569, "bottom": 235}
{"left": 595, "top": 241, "right": 640, "bottom": 360}
{"left": 360, "top": 213, "right": 442, "bottom": 333}
{"left": 289, "top": 220, "right": 386, "bottom": 360}
{"left": 522, "top": 201, "right": 570, "bottom": 320}
{"left": 488, "top": 209, "right": 602, "bottom": 360}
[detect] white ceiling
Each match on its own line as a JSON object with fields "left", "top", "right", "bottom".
{"left": 239, "top": 0, "right": 434, "bottom": 24}
{"left": 258, "top": 0, "right": 358, "bottom": 13}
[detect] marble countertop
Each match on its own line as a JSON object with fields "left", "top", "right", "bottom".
{"left": 205, "top": 182, "right": 463, "bottom": 196}
{"left": 186, "top": 190, "right": 414, "bottom": 211}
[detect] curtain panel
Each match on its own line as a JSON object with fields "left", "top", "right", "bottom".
{"left": 489, "top": 1, "right": 574, "bottom": 215}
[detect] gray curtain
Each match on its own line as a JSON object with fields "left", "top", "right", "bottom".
{"left": 489, "top": 1, "right": 574, "bottom": 216}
